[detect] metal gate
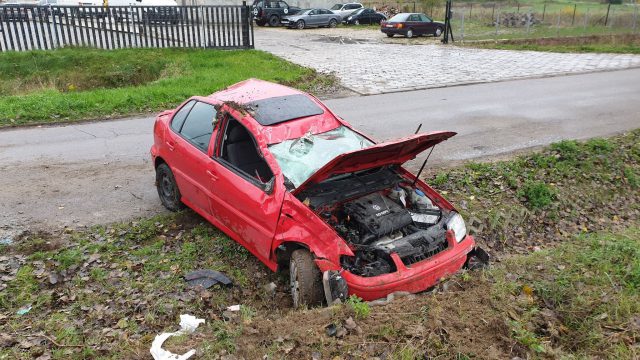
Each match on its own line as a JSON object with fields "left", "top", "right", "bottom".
{"left": 0, "top": 3, "right": 254, "bottom": 51}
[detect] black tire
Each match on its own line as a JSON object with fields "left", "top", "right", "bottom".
{"left": 328, "top": 19, "right": 337, "bottom": 28}
{"left": 434, "top": 26, "right": 443, "bottom": 37}
{"left": 354, "top": 19, "right": 359, "bottom": 25}
{"left": 290, "top": 249, "right": 324, "bottom": 308}
{"left": 268, "top": 15, "right": 279, "bottom": 27}
{"left": 256, "top": 19, "right": 266, "bottom": 26}
{"left": 386, "top": 33, "right": 394, "bottom": 37}
{"left": 156, "top": 163, "right": 184, "bottom": 212}
{"left": 295, "top": 19, "right": 305, "bottom": 29}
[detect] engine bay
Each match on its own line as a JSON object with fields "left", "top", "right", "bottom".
{"left": 308, "top": 173, "right": 453, "bottom": 277}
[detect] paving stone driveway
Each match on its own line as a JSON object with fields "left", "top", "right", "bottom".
{"left": 255, "top": 28, "right": 640, "bottom": 95}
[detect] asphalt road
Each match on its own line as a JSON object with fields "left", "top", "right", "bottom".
{"left": 1, "top": 68, "right": 639, "bottom": 231}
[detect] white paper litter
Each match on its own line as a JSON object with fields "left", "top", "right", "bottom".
{"left": 150, "top": 314, "right": 205, "bottom": 360}
{"left": 226, "top": 304, "right": 241, "bottom": 312}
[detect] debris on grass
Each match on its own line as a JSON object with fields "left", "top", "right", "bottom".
{"left": 150, "top": 314, "right": 205, "bottom": 360}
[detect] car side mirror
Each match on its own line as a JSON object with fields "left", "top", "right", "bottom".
{"left": 263, "top": 177, "right": 275, "bottom": 194}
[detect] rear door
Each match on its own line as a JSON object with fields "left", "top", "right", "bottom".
{"left": 164, "top": 100, "right": 217, "bottom": 216}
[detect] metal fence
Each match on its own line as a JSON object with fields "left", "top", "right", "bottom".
{"left": 362, "top": 1, "right": 639, "bottom": 41}
{"left": 0, "top": 3, "right": 254, "bottom": 52}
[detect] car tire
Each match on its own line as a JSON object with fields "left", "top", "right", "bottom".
{"left": 156, "top": 163, "right": 185, "bottom": 212}
{"left": 268, "top": 15, "right": 279, "bottom": 27}
{"left": 386, "top": 33, "right": 394, "bottom": 37}
{"left": 406, "top": 28, "right": 413, "bottom": 38}
{"left": 256, "top": 19, "right": 266, "bottom": 26}
{"left": 290, "top": 249, "right": 324, "bottom": 308}
{"left": 354, "top": 19, "right": 359, "bottom": 25}
{"left": 329, "top": 19, "right": 337, "bottom": 28}
{"left": 295, "top": 19, "right": 305, "bottom": 29}
{"left": 435, "top": 26, "right": 443, "bottom": 37}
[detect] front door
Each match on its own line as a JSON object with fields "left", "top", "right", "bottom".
{"left": 207, "top": 113, "right": 284, "bottom": 262}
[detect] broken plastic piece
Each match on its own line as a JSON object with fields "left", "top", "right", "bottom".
{"left": 16, "top": 306, "right": 31, "bottom": 316}
{"left": 184, "top": 269, "right": 233, "bottom": 289}
{"left": 150, "top": 314, "right": 205, "bottom": 360}
{"left": 226, "top": 305, "right": 240, "bottom": 312}
{"left": 465, "top": 247, "right": 490, "bottom": 270}
{"left": 323, "top": 271, "right": 348, "bottom": 305}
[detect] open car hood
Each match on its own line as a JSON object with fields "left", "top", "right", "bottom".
{"left": 292, "top": 131, "right": 456, "bottom": 195}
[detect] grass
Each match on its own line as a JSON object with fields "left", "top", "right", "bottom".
{"left": 0, "top": 47, "right": 335, "bottom": 127}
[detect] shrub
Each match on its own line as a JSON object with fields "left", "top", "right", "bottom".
{"left": 518, "top": 181, "right": 555, "bottom": 209}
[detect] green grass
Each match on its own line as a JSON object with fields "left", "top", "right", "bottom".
{"left": 492, "top": 227, "right": 640, "bottom": 358}
{"left": 468, "top": 38, "right": 640, "bottom": 53}
{"left": 0, "top": 47, "right": 334, "bottom": 127}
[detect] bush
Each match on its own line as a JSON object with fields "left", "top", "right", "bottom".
{"left": 518, "top": 181, "right": 555, "bottom": 209}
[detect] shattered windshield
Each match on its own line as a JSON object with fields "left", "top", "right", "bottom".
{"left": 269, "top": 126, "right": 374, "bottom": 188}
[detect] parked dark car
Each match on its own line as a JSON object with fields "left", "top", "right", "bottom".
{"left": 281, "top": 8, "right": 341, "bottom": 29}
{"left": 344, "top": 7, "right": 385, "bottom": 25}
{"left": 380, "top": 12, "right": 444, "bottom": 38}
{"left": 0, "top": 4, "right": 33, "bottom": 21}
{"left": 252, "top": 0, "right": 300, "bottom": 27}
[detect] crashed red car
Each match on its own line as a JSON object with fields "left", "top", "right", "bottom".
{"left": 150, "top": 79, "right": 484, "bottom": 307}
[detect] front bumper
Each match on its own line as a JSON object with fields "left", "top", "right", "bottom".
{"left": 319, "top": 234, "right": 476, "bottom": 301}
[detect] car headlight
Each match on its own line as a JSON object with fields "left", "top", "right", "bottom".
{"left": 446, "top": 212, "right": 467, "bottom": 242}
{"left": 347, "top": 16, "right": 352, "bottom": 20}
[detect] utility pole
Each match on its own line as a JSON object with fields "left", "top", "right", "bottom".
{"left": 441, "top": 0, "right": 454, "bottom": 44}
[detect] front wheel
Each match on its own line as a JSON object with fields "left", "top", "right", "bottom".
{"left": 328, "top": 19, "right": 337, "bottom": 28}
{"left": 256, "top": 19, "right": 266, "bottom": 26}
{"left": 296, "top": 19, "right": 305, "bottom": 29}
{"left": 290, "top": 249, "right": 324, "bottom": 308}
{"left": 386, "top": 33, "right": 394, "bottom": 37}
{"left": 434, "top": 26, "right": 443, "bottom": 37}
{"left": 354, "top": 19, "right": 359, "bottom": 25}
{"left": 156, "top": 163, "right": 185, "bottom": 212}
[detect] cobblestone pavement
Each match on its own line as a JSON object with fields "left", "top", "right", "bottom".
{"left": 255, "top": 27, "right": 640, "bottom": 95}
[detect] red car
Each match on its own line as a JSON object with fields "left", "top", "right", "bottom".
{"left": 151, "top": 79, "right": 483, "bottom": 306}
{"left": 380, "top": 12, "right": 444, "bottom": 38}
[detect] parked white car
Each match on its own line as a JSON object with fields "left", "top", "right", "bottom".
{"left": 330, "top": 2, "right": 362, "bottom": 19}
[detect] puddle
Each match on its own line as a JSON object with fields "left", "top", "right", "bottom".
{"left": 314, "top": 36, "right": 375, "bottom": 45}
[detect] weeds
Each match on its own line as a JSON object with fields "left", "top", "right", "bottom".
{"left": 518, "top": 180, "right": 555, "bottom": 209}
{"left": 346, "top": 295, "right": 371, "bottom": 319}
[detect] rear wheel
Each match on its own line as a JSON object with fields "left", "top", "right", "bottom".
{"left": 156, "top": 163, "right": 184, "bottom": 212}
{"left": 296, "top": 19, "right": 305, "bottom": 29}
{"left": 290, "top": 249, "right": 324, "bottom": 308}
{"left": 354, "top": 19, "right": 359, "bottom": 25}
{"left": 406, "top": 28, "right": 413, "bottom": 38}
{"left": 434, "top": 26, "right": 443, "bottom": 37}
{"left": 268, "top": 14, "right": 280, "bottom": 26}
{"left": 386, "top": 33, "right": 394, "bottom": 37}
{"left": 256, "top": 19, "right": 266, "bottom": 26}
{"left": 328, "top": 19, "right": 338, "bottom": 28}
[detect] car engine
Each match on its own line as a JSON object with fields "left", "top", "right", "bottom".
{"left": 319, "top": 188, "right": 450, "bottom": 277}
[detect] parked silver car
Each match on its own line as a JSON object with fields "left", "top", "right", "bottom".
{"left": 281, "top": 8, "right": 342, "bottom": 29}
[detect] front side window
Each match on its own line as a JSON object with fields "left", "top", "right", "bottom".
{"left": 268, "top": 126, "right": 374, "bottom": 188}
{"left": 180, "top": 102, "right": 216, "bottom": 152}
{"left": 346, "top": 4, "right": 360, "bottom": 10}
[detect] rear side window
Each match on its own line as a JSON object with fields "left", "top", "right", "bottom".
{"left": 409, "top": 14, "right": 420, "bottom": 21}
{"left": 346, "top": 4, "right": 360, "bottom": 10}
{"left": 419, "top": 14, "right": 431, "bottom": 22}
{"left": 180, "top": 102, "right": 217, "bottom": 152}
{"left": 170, "top": 101, "right": 195, "bottom": 133}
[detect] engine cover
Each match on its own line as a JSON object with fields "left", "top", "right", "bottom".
{"left": 343, "top": 192, "right": 413, "bottom": 244}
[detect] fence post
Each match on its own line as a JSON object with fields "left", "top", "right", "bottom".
{"left": 460, "top": 11, "right": 464, "bottom": 42}
{"left": 526, "top": 10, "right": 531, "bottom": 35}
{"left": 413, "top": 2, "right": 415, "bottom": 12}
{"left": 495, "top": 10, "right": 500, "bottom": 41}
{"left": 241, "top": 1, "right": 251, "bottom": 49}
{"left": 571, "top": 4, "right": 576, "bottom": 26}
{"left": 469, "top": 3, "right": 472, "bottom": 18}
{"left": 556, "top": 13, "right": 560, "bottom": 37}
{"left": 604, "top": 3, "right": 610, "bottom": 27}
{"left": 542, "top": 2, "right": 546, "bottom": 21}
{"left": 633, "top": 4, "right": 638, "bottom": 34}
{"left": 517, "top": 2, "right": 520, "bottom": 13}
{"left": 609, "top": 6, "right": 615, "bottom": 29}
{"left": 583, "top": 8, "right": 589, "bottom": 34}
{"left": 491, "top": 3, "right": 495, "bottom": 22}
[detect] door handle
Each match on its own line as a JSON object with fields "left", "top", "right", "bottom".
{"left": 206, "top": 170, "right": 218, "bottom": 181}
{"left": 165, "top": 140, "right": 175, "bottom": 151}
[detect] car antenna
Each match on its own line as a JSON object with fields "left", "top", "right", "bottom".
{"left": 414, "top": 123, "right": 422, "bottom": 134}
{"left": 412, "top": 145, "right": 436, "bottom": 187}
